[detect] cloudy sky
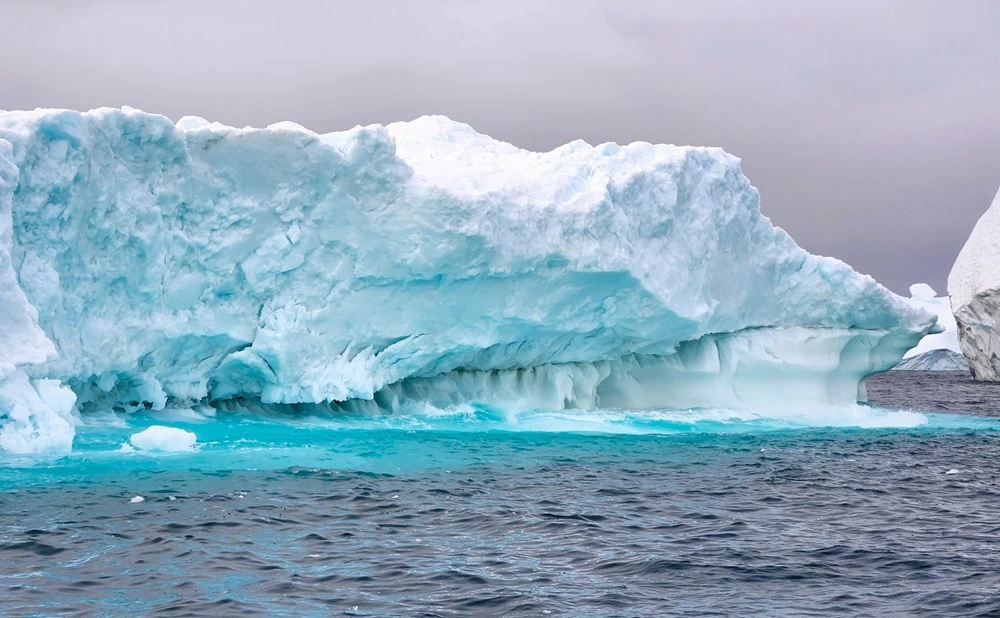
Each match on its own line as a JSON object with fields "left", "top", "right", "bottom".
{"left": 1, "top": 0, "right": 996, "bottom": 294}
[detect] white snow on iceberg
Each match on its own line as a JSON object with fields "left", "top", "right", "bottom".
{"left": 0, "top": 108, "right": 937, "bottom": 453}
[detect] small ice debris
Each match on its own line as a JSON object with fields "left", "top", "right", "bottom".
{"left": 308, "top": 554, "right": 321, "bottom": 558}
{"left": 129, "top": 426, "right": 197, "bottom": 452}
{"left": 130, "top": 495, "right": 145, "bottom": 503}
{"left": 945, "top": 469, "right": 961, "bottom": 475}
{"left": 168, "top": 496, "right": 176, "bottom": 501}
{"left": 760, "top": 448, "right": 765, "bottom": 452}
{"left": 392, "top": 495, "right": 399, "bottom": 499}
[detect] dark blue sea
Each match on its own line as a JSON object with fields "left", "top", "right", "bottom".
{"left": 2, "top": 371, "right": 999, "bottom": 616}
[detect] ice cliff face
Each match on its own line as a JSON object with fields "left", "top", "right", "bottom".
{"left": 0, "top": 108, "right": 936, "bottom": 453}
{"left": 901, "top": 284, "right": 959, "bottom": 358}
{"left": 949, "top": 187, "right": 1000, "bottom": 380}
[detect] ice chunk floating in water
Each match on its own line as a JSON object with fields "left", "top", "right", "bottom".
{"left": 0, "top": 108, "right": 937, "bottom": 453}
{"left": 129, "top": 426, "right": 197, "bottom": 452}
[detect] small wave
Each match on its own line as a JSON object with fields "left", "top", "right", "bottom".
{"left": 271, "top": 402, "right": 931, "bottom": 434}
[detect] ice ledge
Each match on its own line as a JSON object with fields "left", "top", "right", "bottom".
{"left": 1, "top": 324, "right": 930, "bottom": 454}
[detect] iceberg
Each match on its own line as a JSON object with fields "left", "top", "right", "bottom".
{"left": 890, "top": 284, "right": 965, "bottom": 371}
{"left": 892, "top": 349, "right": 967, "bottom": 371}
{"left": 949, "top": 187, "right": 1000, "bottom": 380}
{"left": 900, "top": 284, "right": 960, "bottom": 358}
{"left": 0, "top": 108, "right": 937, "bottom": 453}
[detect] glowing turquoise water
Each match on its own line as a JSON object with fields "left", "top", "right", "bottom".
{"left": 3, "top": 373, "right": 1000, "bottom": 615}
{"left": 3, "top": 402, "right": 998, "bottom": 486}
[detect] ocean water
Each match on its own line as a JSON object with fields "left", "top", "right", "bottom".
{"left": 2, "top": 371, "right": 999, "bottom": 617}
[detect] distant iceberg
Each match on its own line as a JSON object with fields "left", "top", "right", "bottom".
{"left": 900, "top": 284, "right": 960, "bottom": 359}
{"left": 892, "top": 349, "right": 967, "bottom": 371}
{"left": 0, "top": 108, "right": 937, "bottom": 452}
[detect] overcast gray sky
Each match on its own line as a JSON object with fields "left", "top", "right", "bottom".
{"left": 1, "top": 0, "right": 997, "bottom": 295}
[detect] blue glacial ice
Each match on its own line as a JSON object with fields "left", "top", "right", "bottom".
{"left": 0, "top": 108, "right": 937, "bottom": 453}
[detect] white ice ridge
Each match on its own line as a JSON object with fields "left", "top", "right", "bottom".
{"left": 949, "top": 186, "right": 1000, "bottom": 380}
{"left": 0, "top": 108, "right": 937, "bottom": 452}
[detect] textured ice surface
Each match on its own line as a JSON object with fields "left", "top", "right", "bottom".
{"left": 949, "top": 187, "right": 1000, "bottom": 380}
{"left": 0, "top": 108, "right": 936, "bottom": 452}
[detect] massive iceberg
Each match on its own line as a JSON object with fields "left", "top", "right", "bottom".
{"left": 0, "top": 108, "right": 936, "bottom": 453}
{"left": 949, "top": 187, "right": 1000, "bottom": 380}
